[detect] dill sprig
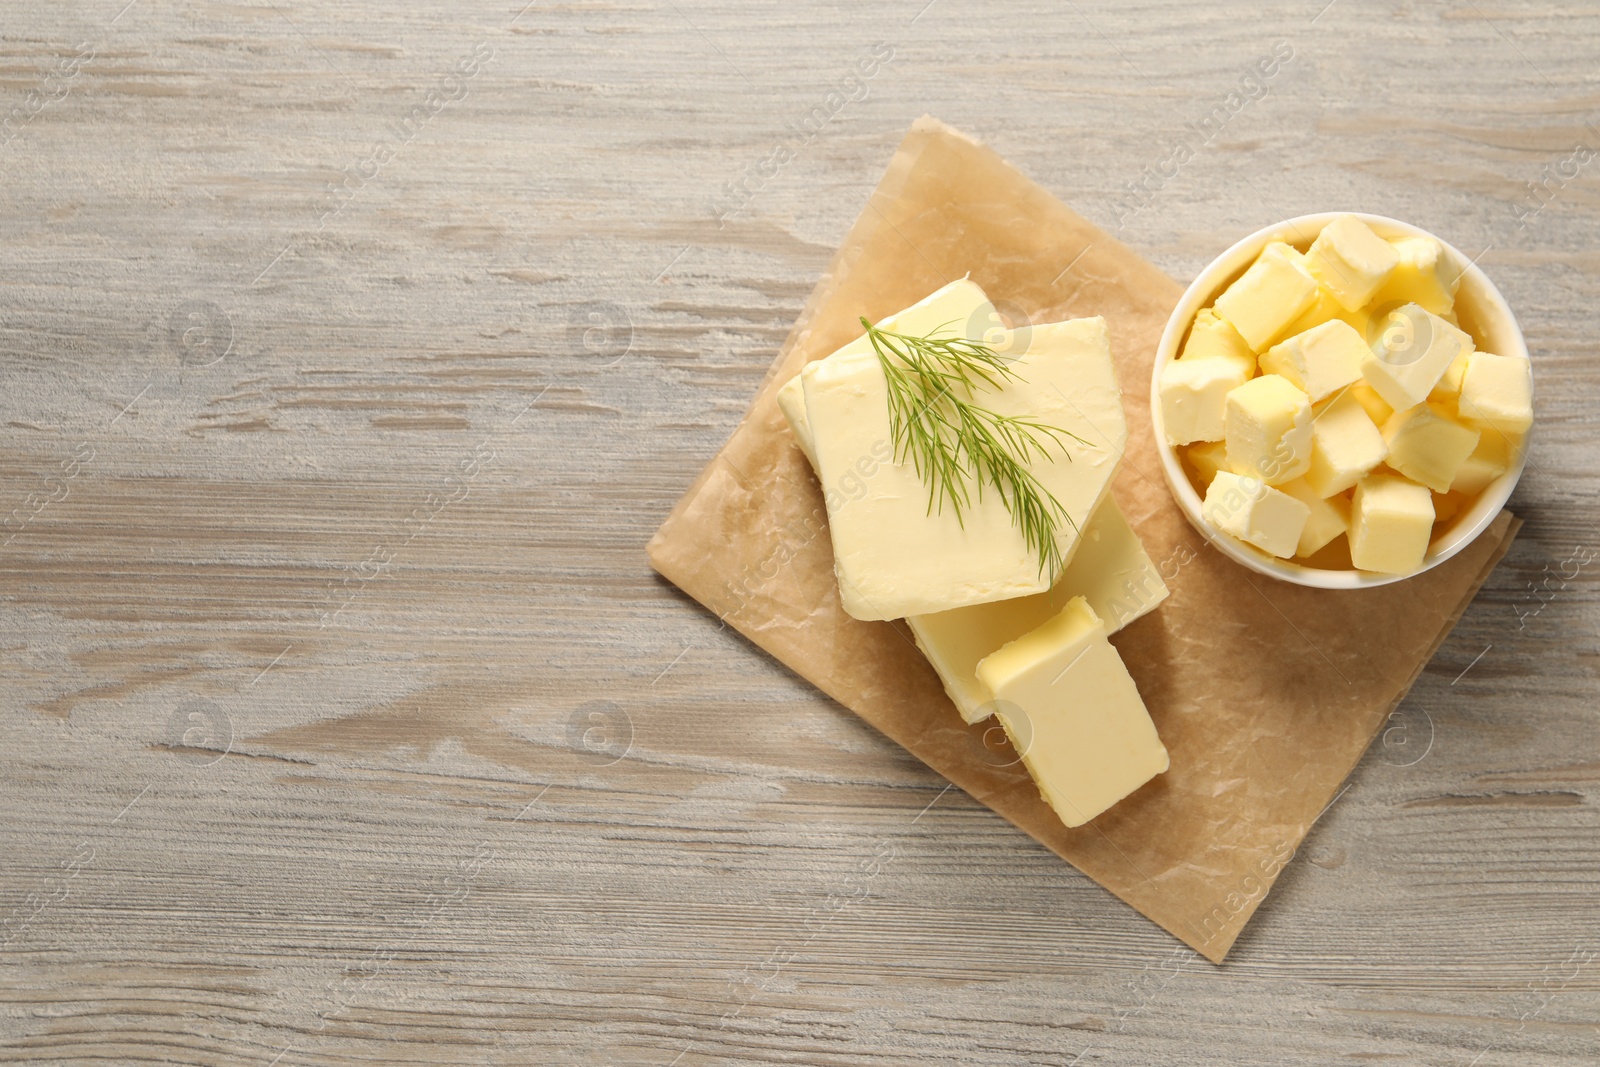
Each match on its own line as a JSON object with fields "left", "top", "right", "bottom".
{"left": 860, "top": 316, "right": 1089, "bottom": 580}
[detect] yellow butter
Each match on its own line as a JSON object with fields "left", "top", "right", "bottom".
{"left": 1185, "top": 439, "right": 1233, "bottom": 487}
{"left": 908, "top": 499, "right": 1167, "bottom": 724}
{"left": 1202, "top": 471, "right": 1311, "bottom": 559}
{"left": 1450, "top": 433, "right": 1510, "bottom": 495}
{"left": 1159, "top": 356, "right": 1251, "bottom": 445}
{"left": 974, "top": 597, "right": 1168, "bottom": 829}
{"left": 1305, "top": 214, "right": 1400, "bottom": 312}
{"left": 1214, "top": 242, "right": 1319, "bottom": 352}
{"left": 1306, "top": 390, "right": 1388, "bottom": 497}
{"left": 1381, "top": 403, "right": 1481, "bottom": 493}
{"left": 1278, "top": 477, "right": 1351, "bottom": 557}
{"left": 1362, "top": 303, "right": 1474, "bottom": 413}
{"left": 1180, "top": 308, "right": 1256, "bottom": 375}
{"left": 1350, "top": 473, "right": 1435, "bottom": 574}
{"left": 1458, "top": 351, "right": 1534, "bottom": 435}
{"left": 1224, "top": 374, "right": 1314, "bottom": 485}
{"left": 1260, "top": 319, "right": 1367, "bottom": 402}
{"left": 1370, "top": 235, "right": 1459, "bottom": 317}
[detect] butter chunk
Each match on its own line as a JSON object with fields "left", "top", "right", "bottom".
{"left": 1284, "top": 285, "right": 1373, "bottom": 347}
{"left": 909, "top": 499, "right": 1167, "bottom": 724}
{"left": 1185, "top": 439, "right": 1233, "bottom": 487}
{"left": 1350, "top": 473, "right": 1435, "bottom": 574}
{"left": 804, "top": 314, "right": 1125, "bottom": 621}
{"left": 1458, "top": 351, "right": 1534, "bottom": 435}
{"left": 975, "top": 597, "right": 1168, "bottom": 828}
{"left": 1202, "top": 471, "right": 1311, "bottom": 559}
{"left": 1180, "top": 308, "right": 1256, "bottom": 375}
{"left": 1371, "top": 236, "right": 1460, "bottom": 317}
{"left": 1306, "top": 390, "right": 1388, "bottom": 496}
{"left": 1279, "top": 477, "right": 1351, "bottom": 557}
{"left": 1382, "top": 404, "right": 1481, "bottom": 493}
{"left": 1260, "top": 319, "right": 1367, "bottom": 402}
{"left": 1451, "top": 433, "right": 1511, "bottom": 495}
{"left": 1305, "top": 215, "right": 1400, "bottom": 312}
{"left": 1159, "top": 356, "right": 1251, "bottom": 445}
{"left": 1224, "top": 374, "right": 1313, "bottom": 485}
{"left": 1214, "top": 241, "right": 1319, "bottom": 352}
{"left": 1362, "top": 303, "right": 1474, "bottom": 413}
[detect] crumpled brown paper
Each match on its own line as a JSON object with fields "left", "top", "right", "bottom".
{"left": 647, "top": 117, "right": 1519, "bottom": 962}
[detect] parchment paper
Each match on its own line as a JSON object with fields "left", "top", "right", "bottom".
{"left": 647, "top": 117, "right": 1519, "bottom": 962}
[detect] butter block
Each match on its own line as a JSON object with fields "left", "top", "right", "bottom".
{"left": 1382, "top": 404, "right": 1481, "bottom": 493}
{"left": 804, "top": 314, "right": 1126, "bottom": 621}
{"left": 1349, "top": 380, "right": 1393, "bottom": 426}
{"left": 974, "top": 597, "right": 1168, "bottom": 828}
{"left": 1260, "top": 319, "right": 1367, "bottom": 402}
{"left": 1202, "top": 471, "right": 1311, "bottom": 558}
{"left": 908, "top": 499, "right": 1168, "bottom": 724}
{"left": 1159, "top": 356, "right": 1251, "bottom": 445}
{"left": 1279, "top": 477, "right": 1351, "bottom": 557}
{"left": 1180, "top": 308, "right": 1256, "bottom": 375}
{"left": 1371, "top": 236, "right": 1460, "bottom": 317}
{"left": 1185, "top": 439, "right": 1233, "bottom": 487}
{"left": 1224, "top": 374, "right": 1313, "bottom": 485}
{"left": 1458, "top": 351, "right": 1534, "bottom": 435}
{"left": 1306, "top": 390, "right": 1388, "bottom": 497}
{"left": 1432, "top": 489, "right": 1469, "bottom": 525}
{"left": 1305, "top": 215, "right": 1401, "bottom": 312}
{"left": 1350, "top": 473, "right": 1435, "bottom": 573}
{"left": 1363, "top": 303, "right": 1474, "bottom": 413}
{"left": 776, "top": 374, "right": 818, "bottom": 468}
{"left": 1214, "top": 241, "right": 1319, "bottom": 352}
{"left": 1430, "top": 351, "right": 1471, "bottom": 403}
{"left": 1450, "top": 432, "right": 1511, "bottom": 494}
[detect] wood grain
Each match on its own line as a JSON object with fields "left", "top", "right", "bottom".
{"left": 1, "top": 1, "right": 1596, "bottom": 1064}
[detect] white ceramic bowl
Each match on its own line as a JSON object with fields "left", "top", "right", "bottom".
{"left": 1150, "top": 212, "right": 1530, "bottom": 589}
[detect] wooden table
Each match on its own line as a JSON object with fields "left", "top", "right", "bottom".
{"left": 3, "top": 2, "right": 1596, "bottom": 1064}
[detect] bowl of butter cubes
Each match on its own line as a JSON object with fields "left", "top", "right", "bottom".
{"left": 1152, "top": 212, "right": 1532, "bottom": 588}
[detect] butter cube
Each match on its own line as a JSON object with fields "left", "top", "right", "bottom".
{"left": 1382, "top": 404, "right": 1481, "bottom": 493}
{"left": 1279, "top": 477, "right": 1351, "bottom": 557}
{"left": 1432, "top": 489, "right": 1469, "bottom": 525}
{"left": 804, "top": 312, "right": 1125, "bottom": 621}
{"left": 1202, "top": 471, "right": 1311, "bottom": 558}
{"left": 1180, "top": 308, "right": 1256, "bottom": 375}
{"left": 1305, "top": 215, "right": 1400, "bottom": 312}
{"left": 1214, "top": 242, "right": 1319, "bottom": 352}
{"left": 974, "top": 597, "right": 1168, "bottom": 828}
{"left": 1430, "top": 351, "right": 1472, "bottom": 402}
{"left": 1450, "top": 432, "right": 1511, "bottom": 495}
{"left": 1349, "top": 380, "right": 1393, "bottom": 426}
{"left": 1350, "top": 473, "right": 1435, "bottom": 574}
{"left": 1224, "top": 374, "right": 1313, "bottom": 485}
{"left": 1185, "top": 439, "right": 1233, "bottom": 487}
{"left": 1371, "top": 236, "right": 1460, "bottom": 317}
{"left": 1260, "top": 319, "right": 1367, "bottom": 402}
{"left": 909, "top": 499, "right": 1167, "bottom": 724}
{"left": 1306, "top": 390, "right": 1388, "bottom": 496}
{"left": 1458, "top": 351, "right": 1534, "bottom": 435}
{"left": 1362, "top": 303, "right": 1474, "bottom": 413}
{"left": 1159, "top": 356, "right": 1251, "bottom": 445}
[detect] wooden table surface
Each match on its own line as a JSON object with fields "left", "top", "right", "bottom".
{"left": 2, "top": 2, "right": 1597, "bottom": 1064}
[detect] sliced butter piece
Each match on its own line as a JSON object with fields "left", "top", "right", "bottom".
{"left": 803, "top": 315, "right": 1126, "bottom": 621}
{"left": 975, "top": 597, "right": 1168, "bottom": 828}
{"left": 1180, "top": 308, "right": 1256, "bottom": 375}
{"left": 1306, "top": 390, "right": 1388, "bottom": 497}
{"left": 1362, "top": 303, "right": 1473, "bottom": 413}
{"left": 1214, "top": 241, "right": 1319, "bottom": 352}
{"left": 1202, "top": 471, "right": 1311, "bottom": 559}
{"left": 1450, "top": 433, "right": 1510, "bottom": 495}
{"left": 1304, "top": 214, "right": 1400, "bottom": 312}
{"left": 1185, "top": 439, "right": 1233, "bottom": 488}
{"left": 1381, "top": 404, "right": 1481, "bottom": 494}
{"left": 908, "top": 498, "right": 1167, "bottom": 724}
{"left": 1370, "top": 235, "right": 1460, "bottom": 317}
{"left": 776, "top": 374, "right": 817, "bottom": 468}
{"left": 1224, "top": 374, "right": 1313, "bottom": 485}
{"left": 1458, "top": 351, "right": 1534, "bottom": 436}
{"left": 1159, "top": 356, "right": 1251, "bottom": 445}
{"left": 1260, "top": 319, "right": 1367, "bottom": 402}
{"left": 1350, "top": 473, "right": 1435, "bottom": 574}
